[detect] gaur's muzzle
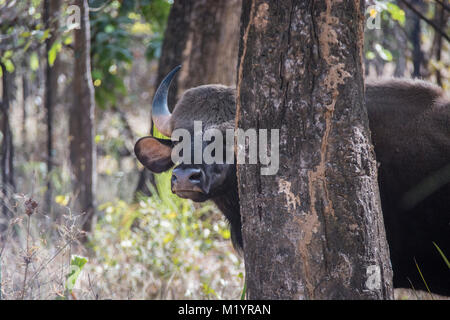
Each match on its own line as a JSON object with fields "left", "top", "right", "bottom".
{"left": 171, "top": 166, "right": 209, "bottom": 201}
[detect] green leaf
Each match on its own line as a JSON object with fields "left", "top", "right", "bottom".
{"left": 433, "top": 242, "right": 450, "bottom": 269}
{"left": 63, "top": 35, "right": 73, "bottom": 45}
{"left": 2, "top": 59, "right": 15, "bottom": 73}
{"left": 374, "top": 43, "right": 393, "bottom": 62}
{"left": 20, "top": 31, "right": 31, "bottom": 38}
{"left": 40, "top": 29, "right": 51, "bottom": 43}
{"left": 48, "top": 41, "right": 62, "bottom": 67}
{"left": 365, "top": 51, "right": 376, "bottom": 60}
{"left": 2, "top": 50, "right": 13, "bottom": 59}
{"left": 240, "top": 281, "right": 246, "bottom": 300}
{"left": 30, "top": 52, "right": 39, "bottom": 71}
{"left": 386, "top": 3, "right": 405, "bottom": 26}
{"left": 23, "top": 40, "right": 32, "bottom": 53}
{"left": 414, "top": 258, "right": 434, "bottom": 299}
{"left": 65, "top": 255, "right": 88, "bottom": 293}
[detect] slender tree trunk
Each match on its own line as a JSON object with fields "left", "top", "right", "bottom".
{"left": 44, "top": 0, "right": 61, "bottom": 213}
{"left": 69, "top": 0, "right": 96, "bottom": 233}
{"left": 135, "top": 0, "right": 241, "bottom": 196}
{"left": 409, "top": 0, "right": 424, "bottom": 78}
{"left": 22, "top": 61, "right": 29, "bottom": 157}
{"left": 433, "top": 4, "right": 445, "bottom": 86}
{"left": 236, "top": 0, "right": 393, "bottom": 299}
{"left": 0, "top": 62, "right": 15, "bottom": 218}
{"left": 393, "top": 24, "right": 407, "bottom": 77}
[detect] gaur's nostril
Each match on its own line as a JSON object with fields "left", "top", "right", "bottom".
{"left": 172, "top": 168, "right": 203, "bottom": 187}
{"left": 189, "top": 172, "right": 202, "bottom": 182}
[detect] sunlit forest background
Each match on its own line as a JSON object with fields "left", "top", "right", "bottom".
{"left": 0, "top": 0, "right": 448, "bottom": 299}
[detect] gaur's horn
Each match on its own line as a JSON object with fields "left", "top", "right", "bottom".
{"left": 152, "top": 65, "right": 181, "bottom": 137}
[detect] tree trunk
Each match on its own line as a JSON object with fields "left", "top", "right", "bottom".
{"left": 135, "top": 0, "right": 241, "bottom": 196}
{"left": 44, "top": 0, "right": 61, "bottom": 213}
{"left": 0, "top": 63, "right": 15, "bottom": 219}
{"left": 236, "top": 0, "right": 393, "bottom": 299}
{"left": 69, "top": 0, "right": 96, "bottom": 233}
{"left": 177, "top": 0, "right": 241, "bottom": 93}
{"left": 409, "top": 0, "right": 424, "bottom": 78}
{"left": 433, "top": 3, "right": 445, "bottom": 86}
{"left": 22, "top": 60, "right": 29, "bottom": 158}
{"left": 393, "top": 24, "right": 407, "bottom": 77}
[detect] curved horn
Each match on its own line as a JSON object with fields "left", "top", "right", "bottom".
{"left": 152, "top": 65, "right": 181, "bottom": 137}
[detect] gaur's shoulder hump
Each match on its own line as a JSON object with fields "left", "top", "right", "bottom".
{"left": 366, "top": 77, "right": 447, "bottom": 105}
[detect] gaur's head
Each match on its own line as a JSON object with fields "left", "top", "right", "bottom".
{"left": 134, "top": 66, "right": 237, "bottom": 203}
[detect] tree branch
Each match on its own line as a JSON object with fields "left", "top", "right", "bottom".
{"left": 399, "top": 0, "right": 450, "bottom": 43}
{"left": 434, "top": 0, "right": 450, "bottom": 13}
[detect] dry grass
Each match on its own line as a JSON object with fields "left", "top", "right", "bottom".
{"left": 0, "top": 195, "right": 87, "bottom": 299}
{"left": 0, "top": 190, "right": 448, "bottom": 300}
{"left": 0, "top": 187, "right": 244, "bottom": 300}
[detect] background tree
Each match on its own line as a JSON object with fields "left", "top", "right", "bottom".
{"left": 43, "top": 0, "right": 62, "bottom": 212}
{"left": 236, "top": 0, "right": 393, "bottom": 299}
{"left": 70, "top": 0, "right": 96, "bottom": 233}
{"left": 0, "top": 62, "right": 15, "bottom": 219}
{"left": 176, "top": 0, "right": 241, "bottom": 92}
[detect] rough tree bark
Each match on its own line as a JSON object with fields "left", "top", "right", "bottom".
{"left": 44, "top": 0, "right": 61, "bottom": 213}
{"left": 0, "top": 63, "right": 15, "bottom": 219}
{"left": 236, "top": 0, "right": 393, "bottom": 299}
{"left": 135, "top": 0, "right": 241, "bottom": 195}
{"left": 69, "top": 0, "right": 96, "bottom": 233}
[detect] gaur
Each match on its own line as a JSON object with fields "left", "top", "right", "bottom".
{"left": 135, "top": 66, "right": 450, "bottom": 296}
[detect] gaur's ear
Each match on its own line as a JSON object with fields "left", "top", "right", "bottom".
{"left": 134, "top": 136, "right": 174, "bottom": 173}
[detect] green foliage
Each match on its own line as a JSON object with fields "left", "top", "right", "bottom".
{"left": 65, "top": 255, "right": 88, "bottom": 295}
{"left": 433, "top": 242, "right": 450, "bottom": 269}
{"left": 240, "top": 275, "right": 246, "bottom": 300}
{"left": 1, "top": 54, "right": 15, "bottom": 73}
{"left": 89, "top": 0, "right": 171, "bottom": 109}
{"left": 48, "top": 41, "right": 62, "bottom": 67}
{"left": 91, "top": 173, "right": 242, "bottom": 299}
{"left": 414, "top": 258, "right": 434, "bottom": 299}
{"left": 374, "top": 43, "right": 393, "bottom": 62}
{"left": 386, "top": 3, "right": 405, "bottom": 26}
{"left": 0, "top": 0, "right": 54, "bottom": 74}
{"left": 29, "top": 52, "right": 39, "bottom": 71}
{"left": 365, "top": 1, "right": 405, "bottom": 65}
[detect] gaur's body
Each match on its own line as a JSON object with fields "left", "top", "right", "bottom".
{"left": 135, "top": 67, "right": 450, "bottom": 295}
